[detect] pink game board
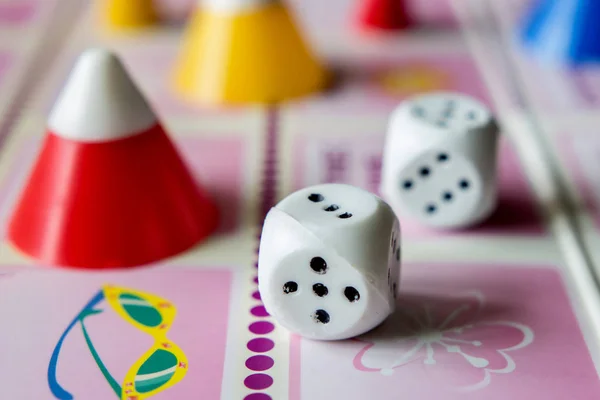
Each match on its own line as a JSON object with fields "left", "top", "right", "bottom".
{"left": 0, "top": 0, "right": 48, "bottom": 106}
{"left": 0, "top": 0, "right": 599, "bottom": 399}
{"left": 469, "top": 0, "right": 600, "bottom": 323}
{"left": 487, "top": 0, "right": 600, "bottom": 117}
{"left": 291, "top": 263, "right": 599, "bottom": 400}
{"left": 0, "top": 269, "right": 233, "bottom": 399}
{"left": 538, "top": 129, "right": 600, "bottom": 292}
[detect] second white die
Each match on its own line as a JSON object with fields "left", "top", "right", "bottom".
{"left": 380, "top": 91, "right": 500, "bottom": 229}
{"left": 258, "top": 183, "right": 401, "bottom": 340}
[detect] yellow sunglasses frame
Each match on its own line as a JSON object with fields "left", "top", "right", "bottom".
{"left": 102, "top": 285, "right": 189, "bottom": 400}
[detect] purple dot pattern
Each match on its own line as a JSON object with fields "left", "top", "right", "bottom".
{"left": 247, "top": 338, "right": 274, "bottom": 353}
{"left": 244, "top": 394, "right": 272, "bottom": 400}
{"left": 244, "top": 374, "right": 274, "bottom": 390}
{"left": 243, "top": 108, "right": 278, "bottom": 400}
{"left": 246, "top": 355, "right": 275, "bottom": 371}
{"left": 250, "top": 305, "right": 270, "bottom": 317}
{"left": 249, "top": 321, "right": 275, "bottom": 335}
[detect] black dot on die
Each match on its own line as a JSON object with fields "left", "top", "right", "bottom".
{"left": 419, "top": 167, "right": 431, "bottom": 177}
{"left": 283, "top": 281, "right": 298, "bottom": 294}
{"left": 344, "top": 286, "right": 360, "bottom": 302}
{"left": 310, "top": 257, "right": 327, "bottom": 274}
{"left": 459, "top": 179, "right": 470, "bottom": 190}
{"left": 403, "top": 180, "right": 413, "bottom": 190}
{"left": 313, "top": 283, "right": 328, "bottom": 297}
{"left": 395, "top": 248, "right": 400, "bottom": 262}
{"left": 338, "top": 212, "right": 353, "bottom": 219}
{"left": 393, "top": 283, "right": 397, "bottom": 298}
{"left": 308, "top": 193, "right": 324, "bottom": 202}
{"left": 324, "top": 204, "right": 339, "bottom": 212}
{"left": 313, "top": 309, "right": 330, "bottom": 324}
{"left": 442, "top": 191, "right": 453, "bottom": 201}
{"left": 425, "top": 204, "right": 437, "bottom": 214}
{"left": 437, "top": 153, "right": 449, "bottom": 162}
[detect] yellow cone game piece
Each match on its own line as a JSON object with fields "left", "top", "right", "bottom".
{"left": 172, "top": 0, "right": 329, "bottom": 105}
{"left": 103, "top": 0, "right": 159, "bottom": 30}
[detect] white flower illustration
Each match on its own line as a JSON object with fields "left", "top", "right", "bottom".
{"left": 353, "top": 290, "right": 534, "bottom": 392}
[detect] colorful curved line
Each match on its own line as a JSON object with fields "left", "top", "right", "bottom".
{"left": 79, "top": 309, "right": 122, "bottom": 397}
{"left": 48, "top": 290, "right": 105, "bottom": 400}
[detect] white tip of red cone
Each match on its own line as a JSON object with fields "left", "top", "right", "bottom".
{"left": 47, "top": 48, "right": 157, "bottom": 142}
{"left": 200, "top": 0, "right": 275, "bottom": 13}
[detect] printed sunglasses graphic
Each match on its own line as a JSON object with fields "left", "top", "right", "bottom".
{"left": 48, "top": 285, "right": 188, "bottom": 400}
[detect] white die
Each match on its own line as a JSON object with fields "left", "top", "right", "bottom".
{"left": 258, "top": 184, "right": 401, "bottom": 341}
{"left": 380, "top": 92, "right": 500, "bottom": 229}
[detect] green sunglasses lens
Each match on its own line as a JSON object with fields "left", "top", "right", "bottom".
{"left": 134, "top": 349, "right": 178, "bottom": 393}
{"left": 118, "top": 293, "right": 163, "bottom": 327}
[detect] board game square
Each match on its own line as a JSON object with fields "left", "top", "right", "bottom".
{"left": 290, "top": 263, "right": 599, "bottom": 400}
{"left": 0, "top": 268, "right": 232, "bottom": 399}
{"left": 177, "top": 137, "right": 246, "bottom": 233}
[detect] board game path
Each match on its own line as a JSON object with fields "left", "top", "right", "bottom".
{"left": 246, "top": 107, "right": 279, "bottom": 400}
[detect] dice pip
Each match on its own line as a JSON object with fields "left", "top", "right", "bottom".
{"left": 380, "top": 92, "right": 500, "bottom": 229}
{"left": 258, "top": 184, "right": 401, "bottom": 341}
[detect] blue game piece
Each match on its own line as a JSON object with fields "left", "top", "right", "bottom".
{"left": 520, "top": 0, "right": 600, "bottom": 65}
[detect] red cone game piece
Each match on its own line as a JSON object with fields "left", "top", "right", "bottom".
{"left": 7, "top": 48, "right": 219, "bottom": 269}
{"left": 355, "top": 0, "right": 412, "bottom": 31}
